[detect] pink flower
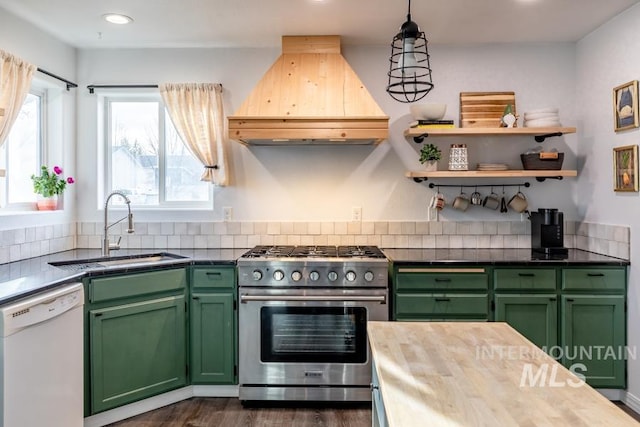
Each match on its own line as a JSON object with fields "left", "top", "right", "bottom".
{"left": 53, "top": 166, "right": 62, "bottom": 175}
{"left": 67, "top": 177, "right": 75, "bottom": 184}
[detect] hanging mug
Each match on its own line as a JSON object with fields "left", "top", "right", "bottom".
{"left": 508, "top": 191, "right": 528, "bottom": 213}
{"left": 483, "top": 192, "right": 501, "bottom": 210}
{"left": 453, "top": 191, "right": 470, "bottom": 212}
{"left": 471, "top": 190, "right": 483, "bottom": 205}
{"left": 434, "top": 192, "right": 445, "bottom": 211}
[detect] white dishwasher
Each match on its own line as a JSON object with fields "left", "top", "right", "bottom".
{"left": 0, "top": 282, "right": 84, "bottom": 427}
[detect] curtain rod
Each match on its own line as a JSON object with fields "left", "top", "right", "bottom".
{"left": 86, "top": 83, "right": 223, "bottom": 94}
{"left": 87, "top": 84, "right": 158, "bottom": 94}
{"left": 36, "top": 68, "right": 78, "bottom": 91}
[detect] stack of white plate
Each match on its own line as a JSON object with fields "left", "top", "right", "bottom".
{"left": 477, "top": 163, "right": 508, "bottom": 171}
{"left": 523, "top": 108, "right": 561, "bottom": 127}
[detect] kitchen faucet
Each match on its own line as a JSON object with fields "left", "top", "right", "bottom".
{"left": 103, "top": 191, "right": 135, "bottom": 256}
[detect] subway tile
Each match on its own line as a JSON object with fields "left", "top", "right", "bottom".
{"left": 504, "top": 235, "right": 518, "bottom": 248}
{"left": 327, "top": 235, "right": 341, "bottom": 246}
{"left": 300, "top": 235, "right": 314, "bottom": 245}
{"left": 374, "top": 222, "right": 389, "bottom": 235}
{"left": 340, "top": 235, "right": 356, "bottom": 246}
{"left": 260, "top": 235, "right": 274, "bottom": 246}
{"left": 430, "top": 222, "right": 443, "bottom": 235}
{"left": 174, "top": 222, "right": 188, "bottom": 235}
{"left": 193, "top": 235, "right": 208, "bottom": 249}
{"left": 76, "top": 235, "right": 89, "bottom": 248}
{"left": 0, "top": 247, "right": 8, "bottom": 265}
{"left": 361, "top": 222, "right": 374, "bottom": 235}
{"left": 241, "top": 222, "right": 254, "bottom": 235}
{"left": 367, "top": 235, "right": 382, "bottom": 246}
{"left": 13, "top": 229, "right": 26, "bottom": 245}
{"left": 148, "top": 222, "right": 162, "bottom": 235}
{"left": 226, "top": 221, "right": 241, "bottom": 235}
{"left": 463, "top": 236, "right": 478, "bottom": 249}
{"left": 517, "top": 235, "right": 530, "bottom": 249}
{"left": 207, "top": 235, "right": 222, "bottom": 248}
{"left": 9, "top": 245, "right": 21, "bottom": 262}
{"left": 347, "top": 222, "right": 361, "bottom": 235}
{"left": 449, "top": 235, "right": 463, "bottom": 248}
{"left": 395, "top": 235, "right": 409, "bottom": 248}
{"left": 388, "top": 222, "right": 402, "bottom": 235}
{"left": 442, "top": 221, "right": 457, "bottom": 235}
{"left": 490, "top": 235, "right": 504, "bottom": 249}
{"left": 511, "top": 221, "right": 527, "bottom": 235}
{"left": 214, "top": 222, "right": 228, "bottom": 235}
{"left": 234, "top": 235, "right": 248, "bottom": 248}
{"left": 161, "top": 222, "right": 175, "bottom": 235}
{"left": 381, "top": 235, "right": 395, "bottom": 247}
{"left": 401, "top": 222, "right": 416, "bottom": 234}
{"left": 167, "top": 236, "right": 181, "bottom": 248}
{"left": 564, "top": 220, "right": 576, "bottom": 235}
{"left": 408, "top": 235, "right": 422, "bottom": 248}
{"left": 334, "top": 222, "right": 348, "bottom": 234}
{"left": 280, "top": 222, "right": 294, "bottom": 234}
{"left": 200, "top": 222, "right": 214, "bottom": 235}
{"left": 422, "top": 235, "right": 436, "bottom": 248}
{"left": 477, "top": 235, "right": 491, "bottom": 248}
{"left": 154, "top": 235, "right": 168, "bottom": 249}
{"left": 435, "top": 235, "right": 449, "bottom": 248}
{"left": 81, "top": 222, "right": 95, "bottom": 236}
{"left": 415, "top": 222, "right": 429, "bottom": 234}
{"left": 456, "top": 222, "right": 471, "bottom": 235}
{"left": 221, "top": 235, "right": 234, "bottom": 248}
{"left": 613, "top": 226, "right": 630, "bottom": 243}
{"left": 293, "top": 222, "right": 307, "bottom": 235}
{"left": 497, "top": 222, "right": 511, "bottom": 235}
{"left": 253, "top": 222, "right": 267, "bottom": 235}
{"left": 141, "top": 235, "right": 155, "bottom": 248}
{"left": 313, "top": 235, "right": 329, "bottom": 245}
{"left": 469, "top": 222, "right": 484, "bottom": 235}
{"left": 321, "top": 222, "right": 335, "bottom": 235}
{"left": 355, "top": 235, "right": 369, "bottom": 246}
{"left": 247, "top": 235, "right": 261, "bottom": 248}
{"left": 307, "top": 222, "right": 321, "bottom": 235}
{"left": 273, "top": 235, "right": 288, "bottom": 246}
{"left": 266, "top": 222, "right": 280, "bottom": 235}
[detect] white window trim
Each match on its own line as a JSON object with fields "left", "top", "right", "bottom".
{"left": 103, "top": 93, "right": 213, "bottom": 210}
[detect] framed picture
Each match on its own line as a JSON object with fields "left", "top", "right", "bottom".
{"left": 613, "top": 145, "right": 639, "bottom": 192}
{"left": 613, "top": 80, "right": 639, "bottom": 131}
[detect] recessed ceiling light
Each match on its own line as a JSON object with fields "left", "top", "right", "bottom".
{"left": 103, "top": 13, "right": 133, "bottom": 25}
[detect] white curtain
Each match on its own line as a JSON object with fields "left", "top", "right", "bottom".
{"left": 159, "top": 83, "right": 228, "bottom": 186}
{"left": 0, "top": 49, "right": 36, "bottom": 148}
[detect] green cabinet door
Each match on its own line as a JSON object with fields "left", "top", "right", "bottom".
{"left": 190, "top": 292, "right": 235, "bottom": 384}
{"left": 89, "top": 295, "right": 187, "bottom": 413}
{"left": 561, "top": 295, "right": 626, "bottom": 388}
{"left": 494, "top": 294, "right": 558, "bottom": 350}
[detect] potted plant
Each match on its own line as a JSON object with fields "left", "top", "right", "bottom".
{"left": 31, "top": 165, "right": 75, "bottom": 210}
{"left": 419, "top": 143, "right": 441, "bottom": 171}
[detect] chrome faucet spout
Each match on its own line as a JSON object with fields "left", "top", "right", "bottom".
{"left": 103, "top": 191, "right": 135, "bottom": 257}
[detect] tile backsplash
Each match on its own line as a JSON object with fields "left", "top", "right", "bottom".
{"left": 0, "top": 220, "right": 631, "bottom": 264}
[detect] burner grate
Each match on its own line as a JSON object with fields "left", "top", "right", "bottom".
{"left": 337, "top": 246, "right": 386, "bottom": 258}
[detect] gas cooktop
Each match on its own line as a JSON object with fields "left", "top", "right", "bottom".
{"left": 240, "top": 245, "right": 386, "bottom": 259}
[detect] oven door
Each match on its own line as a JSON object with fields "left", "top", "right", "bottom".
{"left": 238, "top": 287, "right": 388, "bottom": 390}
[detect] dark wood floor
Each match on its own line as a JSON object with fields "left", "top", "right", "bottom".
{"left": 107, "top": 398, "right": 640, "bottom": 426}
{"left": 107, "top": 398, "right": 371, "bottom": 427}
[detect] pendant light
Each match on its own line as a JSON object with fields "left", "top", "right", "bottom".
{"left": 386, "top": 0, "right": 434, "bottom": 103}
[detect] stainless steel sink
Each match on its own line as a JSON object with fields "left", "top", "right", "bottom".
{"left": 49, "top": 252, "right": 189, "bottom": 271}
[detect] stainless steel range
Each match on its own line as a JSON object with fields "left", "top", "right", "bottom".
{"left": 237, "top": 245, "right": 388, "bottom": 402}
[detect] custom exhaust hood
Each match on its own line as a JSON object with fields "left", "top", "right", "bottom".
{"left": 228, "top": 36, "right": 389, "bottom": 145}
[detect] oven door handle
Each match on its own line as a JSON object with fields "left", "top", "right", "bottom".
{"left": 240, "top": 294, "right": 387, "bottom": 304}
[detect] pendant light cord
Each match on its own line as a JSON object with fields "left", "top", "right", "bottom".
{"left": 407, "top": 0, "right": 412, "bottom": 21}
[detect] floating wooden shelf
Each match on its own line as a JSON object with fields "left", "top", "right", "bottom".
{"left": 405, "top": 126, "right": 577, "bottom": 143}
{"left": 406, "top": 169, "right": 577, "bottom": 182}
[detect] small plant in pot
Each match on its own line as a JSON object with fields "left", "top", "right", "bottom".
{"left": 419, "top": 143, "right": 441, "bottom": 171}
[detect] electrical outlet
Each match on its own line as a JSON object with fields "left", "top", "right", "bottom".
{"left": 223, "top": 207, "right": 233, "bottom": 221}
{"left": 352, "top": 206, "right": 362, "bottom": 221}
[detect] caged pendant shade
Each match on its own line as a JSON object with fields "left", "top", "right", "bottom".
{"left": 386, "top": 0, "right": 434, "bottom": 103}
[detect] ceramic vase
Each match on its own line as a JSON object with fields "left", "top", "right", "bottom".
{"left": 36, "top": 195, "right": 58, "bottom": 211}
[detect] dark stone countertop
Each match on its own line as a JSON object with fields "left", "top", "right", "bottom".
{"left": 382, "top": 248, "right": 630, "bottom": 266}
{"left": 0, "top": 248, "right": 248, "bottom": 306}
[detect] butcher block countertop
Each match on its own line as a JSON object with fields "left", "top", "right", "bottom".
{"left": 368, "top": 322, "right": 638, "bottom": 426}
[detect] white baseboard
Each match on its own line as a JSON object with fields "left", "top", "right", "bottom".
{"left": 83, "top": 385, "right": 239, "bottom": 427}
{"left": 624, "top": 390, "right": 640, "bottom": 415}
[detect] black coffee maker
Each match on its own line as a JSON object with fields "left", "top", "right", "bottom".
{"left": 530, "top": 208, "right": 568, "bottom": 257}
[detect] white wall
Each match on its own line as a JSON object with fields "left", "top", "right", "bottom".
{"left": 0, "top": 8, "right": 77, "bottom": 230}
{"left": 577, "top": 3, "right": 640, "bottom": 406}
{"left": 76, "top": 42, "right": 578, "bottom": 222}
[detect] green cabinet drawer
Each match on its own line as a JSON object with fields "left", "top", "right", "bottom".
{"left": 562, "top": 268, "right": 626, "bottom": 292}
{"left": 395, "top": 267, "right": 488, "bottom": 291}
{"left": 395, "top": 293, "right": 488, "bottom": 318}
{"left": 494, "top": 268, "right": 556, "bottom": 291}
{"left": 192, "top": 266, "right": 235, "bottom": 289}
{"left": 89, "top": 268, "right": 187, "bottom": 303}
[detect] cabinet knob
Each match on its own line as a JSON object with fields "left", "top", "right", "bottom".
{"left": 518, "top": 273, "right": 535, "bottom": 277}
{"left": 434, "top": 278, "right": 451, "bottom": 283}
{"left": 587, "top": 273, "right": 605, "bottom": 277}
{"left": 435, "top": 297, "right": 451, "bottom": 302}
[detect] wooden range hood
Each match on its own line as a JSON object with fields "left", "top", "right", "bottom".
{"left": 228, "top": 36, "right": 389, "bottom": 145}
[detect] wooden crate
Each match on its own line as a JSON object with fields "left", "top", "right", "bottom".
{"left": 460, "top": 92, "right": 516, "bottom": 128}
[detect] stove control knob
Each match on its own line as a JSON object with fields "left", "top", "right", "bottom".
{"left": 273, "top": 270, "right": 285, "bottom": 281}
{"left": 309, "top": 271, "right": 320, "bottom": 281}
{"left": 345, "top": 270, "right": 357, "bottom": 282}
{"left": 327, "top": 271, "right": 338, "bottom": 282}
{"left": 291, "top": 270, "right": 302, "bottom": 281}
{"left": 252, "top": 270, "right": 263, "bottom": 281}
{"left": 364, "top": 271, "right": 375, "bottom": 282}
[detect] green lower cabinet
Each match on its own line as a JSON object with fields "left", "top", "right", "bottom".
{"left": 494, "top": 295, "right": 558, "bottom": 350}
{"left": 89, "top": 295, "right": 187, "bottom": 413}
{"left": 395, "top": 293, "right": 489, "bottom": 321}
{"left": 561, "top": 295, "right": 626, "bottom": 388}
{"left": 190, "top": 293, "right": 235, "bottom": 384}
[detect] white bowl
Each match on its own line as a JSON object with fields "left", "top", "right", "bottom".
{"left": 410, "top": 103, "right": 447, "bottom": 121}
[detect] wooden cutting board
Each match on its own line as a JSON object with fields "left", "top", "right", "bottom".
{"left": 460, "top": 91, "right": 516, "bottom": 128}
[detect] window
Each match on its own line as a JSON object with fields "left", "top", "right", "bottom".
{"left": 0, "top": 91, "right": 43, "bottom": 208}
{"left": 105, "top": 96, "right": 211, "bottom": 208}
